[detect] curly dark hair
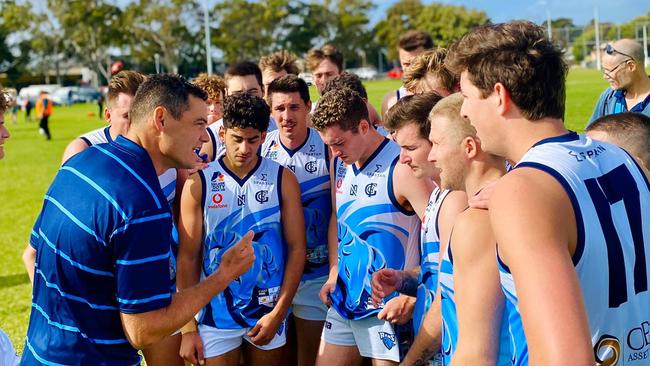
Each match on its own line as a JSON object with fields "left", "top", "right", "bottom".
{"left": 322, "top": 72, "right": 367, "bottom": 99}
{"left": 0, "top": 89, "right": 9, "bottom": 114}
{"left": 311, "top": 87, "right": 367, "bottom": 132}
{"left": 223, "top": 92, "right": 270, "bottom": 132}
{"left": 446, "top": 20, "right": 567, "bottom": 121}
{"left": 129, "top": 74, "right": 207, "bottom": 125}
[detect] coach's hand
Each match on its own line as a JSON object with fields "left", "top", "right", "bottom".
{"left": 319, "top": 277, "right": 336, "bottom": 306}
{"left": 468, "top": 179, "right": 498, "bottom": 209}
{"left": 371, "top": 268, "right": 403, "bottom": 307}
{"left": 220, "top": 231, "right": 255, "bottom": 280}
{"left": 180, "top": 331, "right": 205, "bottom": 365}
{"left": 247, "top": 312, "right": 283, "bottom": 346}
{"left": 377, "top": 295, "right": 415, "bottom": 325}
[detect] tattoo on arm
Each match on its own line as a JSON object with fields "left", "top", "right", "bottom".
{"left": 412, "top": 346, "right": 437, "bottom": 366}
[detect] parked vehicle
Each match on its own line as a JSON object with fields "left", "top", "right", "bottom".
{"left": 17, "top": 84, "right": 62, "bottom": 105}
{"left": 299, "top": 72, "right": 313, "bottom": 86}
{"left": 386, "top": 67, "right": 403, "bottom": 79}
{"left": 349, "top": 67, "right": 378, "bottom": 80}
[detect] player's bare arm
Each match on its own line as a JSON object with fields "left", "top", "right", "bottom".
{"left": 320, "top": 156, "right": 339, "bottom": 306}
{"left": 401, "top": 284, "right": 442, "bottom": 366}
{"left": 449, "top": 208, "right": 503, "bottom": 366}
{"left": 61, "top": 138, "right": 90, "bottom": 164}
{"left": 175, "top": 172, "right": 207, "bottom": 364}
{"left": 248, "top": 168, "right": 306, "bottom": 345}
{"left": 22, "top": 244, "right": 36, "bottom": 284}
{"left": 490, "top": 168, "right": 594, "bottom": 365}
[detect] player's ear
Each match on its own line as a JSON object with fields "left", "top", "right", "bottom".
{"left": 359, "top": 119, "right": 370, "bottom": 135}
{"left": 493, "top": 82, "right": 510, "bottom": 117}
{"left": 464, "top": 136, "right": 479, "bottom": 159}
{"left": 104, "top": 107, "right": 111, "bottom": 123}
{"left": 260, "top": 131, "right": 267, "bottom": 144}
{"left": 219, "top": 126, "right": 225, "bottom": 142}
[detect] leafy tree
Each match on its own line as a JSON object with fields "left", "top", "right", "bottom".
{"left": 414, "top": 3, "right": 489, "bottom": 48}
{"left": 374, "top": 0, "right": 425, "bottom": 60}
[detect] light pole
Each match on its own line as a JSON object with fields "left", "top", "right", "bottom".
{"left": 203, "top": 0, "right": 213, "bottom": 75}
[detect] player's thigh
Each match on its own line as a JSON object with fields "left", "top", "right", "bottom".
{"left": 370, "top": 358, "right": 398, "bottom": 366}
{"left": 204, "top": 347, "right": 241, "bottom": 366}
{"left": 295, "top": 317, "right": 325, "bottom": 366}
{"left": 142, "top": 333, "right": 184, "bottom": 366}
{"left": 242, "top": 341, "right": 287, "bottom": 366}
{"left": 315, "top": 341, "right": 363, "bottom": 366}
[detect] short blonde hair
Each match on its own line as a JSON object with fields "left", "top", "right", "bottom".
{"left": 0, "top": 89, "right": 8, "bottom": 113}
{"left": 404, "top": 48, "right": 458, "bottom": 94}
{"left": 428, "top": 93, "right": 476, "bottom": 143}
{"left": 193, "top": 73, "right": 226, "bottom": 102}
{"left": 305, "top": 45, "right": 343, "bottom": 73}
{"left": 259, "top": 50, "right": 300, "bottom": 75}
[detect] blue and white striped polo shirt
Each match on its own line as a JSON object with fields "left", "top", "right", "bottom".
{"left": 22, "top": 135, "right": 174, "bottom": 366}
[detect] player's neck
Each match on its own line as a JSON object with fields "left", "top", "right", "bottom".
{"left": 223, "top": 154, "right": 259, "bottom": 179}
{"left": 279, "top": 126, "right": 309, "bottom": 150}
{"left": 355, "top": 129, "right": 385, "bottom": 168}
{"left": 505, "top": 117, "right": 568, "bottom": 163}
{"left": 464, "top": 160, "right": 505, "bottom": 198}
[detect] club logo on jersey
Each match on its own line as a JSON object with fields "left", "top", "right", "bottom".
{"left": 309, "top": 144, "right": 315, "bottom": 153}
{"left": 365, "top": 183, "right": 377, "bottom": 197}
{"left": 374, "top": 164, "right": 382, "bottom": 173}
{"left": 237, "top": 194, "right": 246, "bottom": 206}
{"left": 305, "top": 161, "right": 317, "bottom": 174}
{"left": 378, "top": 332, "right": 396, "bottom": 350}
{"left": 594, "top": 334, "right": 621, "bottom": 366}
{"left": 211, "top": 171, "right": 226, "bottom": 191}
{"left": 209, "top": 193, "right": 227, "bottom": 209}
{"left": 288, "top": 164, "right": 296, "bottom": 172}
{"left": 350, "top": 184, "right": 358, "bottom": 196}
{"left": 255, "top": 190, "right": 269, "bottom": 204}
{"left": 325, "top": 321, "right": 332, "bottom": 329}
{"left": 625, "top": 321, "right": 650, "bottom": 362}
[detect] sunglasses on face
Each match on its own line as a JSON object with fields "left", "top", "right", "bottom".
{"left": 605, "top": 44, "right": 635, "bottom": 60}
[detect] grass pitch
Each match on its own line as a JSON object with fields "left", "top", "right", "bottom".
{"left": 0, "top": 68, "right": 608, "bottom": 355}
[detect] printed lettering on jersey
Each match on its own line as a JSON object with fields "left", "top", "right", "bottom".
{"left": 288, "top": 164, "right": 296, "bottom": 172}
{"left": 350, "top": 184, "right": 358, "bottom": 196}
{"left": 568, "top": 144, "right": 607, "bottom": 162}
{"left": 379, "top": 332, "right": 396, "bottom": 350}
{"left": 257, "top": 286, "right": 280, "bottom": 306}
{"left": 253, "top": 173, "right": 273, "bottom": 187}
{"left": 237, "top": 194, "right": 246, "bottom": 206}
{"left": 267, "top": 141, "right": 279, "bottom": 160}
{"left": 211, "top": 171, "right": 226, "bottom": 191}
{"left": 309, "top": 144, "right": 316, "bottom": 153}
{"left": 336, "top": 178, "right": 343, "bottom": 194}
{"left": 365, "top": 183, "right": 377, "bottom": 197}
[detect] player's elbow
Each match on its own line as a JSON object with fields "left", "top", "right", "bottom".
{"left": 122, "top": 325, "right": 161, "bottom": 350}
{"left": 530, "top": 342, "right": 594, "bottom": 366}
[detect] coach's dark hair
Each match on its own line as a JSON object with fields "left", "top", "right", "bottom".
{"left": 587, "top": 112, "right": 650, "bottom": 168}
{"left": 399, "top": 30, "right": 434, "bottom": 52}
{"left": 312, "top": 88, "right": 368, "bottom": 133}
{"left": 107, "top": 70, "right": 146, "bottom": 105}
{"left": 446, "top": 20, "right": 567, "bottom": 121}
{"left": 224, "top": 61, "right": 264, "bottom": 90}
{"left": 129, "top": 74, "right": 207, "bottom": 126}
{"left": 385, "top": 93, "right": 443, "bottom": 139}
{"left": 223, "top": 92, "right": 270, "bottom": 132}
{"left": 267, "top": 74, "right": 310, "bottom": 106}
{"left": 322, "top": 72, "right": 368, "bottom": 100}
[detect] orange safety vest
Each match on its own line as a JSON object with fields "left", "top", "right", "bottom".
{"left": 35, "top": 96, "right": 53, "bottom": 117}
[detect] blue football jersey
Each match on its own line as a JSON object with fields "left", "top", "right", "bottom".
{"left": 198, "top": 157, "right": 287, "bottom": 329}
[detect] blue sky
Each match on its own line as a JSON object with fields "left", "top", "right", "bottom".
{"left": 371, "top": 0, "right": 650, "bottom": 26}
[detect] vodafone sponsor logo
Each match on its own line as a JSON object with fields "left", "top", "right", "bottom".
{"left": 209, "top": 193, "right": 228, "bottom": 209}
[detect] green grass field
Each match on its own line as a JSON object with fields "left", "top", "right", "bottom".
{"left": 0, "top": 68, "right": 608, "bottom": 355}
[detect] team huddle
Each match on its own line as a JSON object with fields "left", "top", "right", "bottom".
{"left": 9, "top": 20, "right": 650, "bottom": 366}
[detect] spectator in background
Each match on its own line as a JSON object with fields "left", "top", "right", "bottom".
{"left": 97, "top": 93, "right": 105, "bottom": 119}
{"left": 35, "top": 91, "right": 53, "bottom": 140}
{"left": 403, "top": 48, "right": 459, "bottom": 97}
{"left": 24, "top": 98, "right": 33, "bottom": 122}
{"left": 588, "top": 39, "right": 650, "bottom": 126}
{"left": 259, "top": 50, "right": 300, "bottom": 96}
{"left": 586, "top": 112, "right": 650, "bottom": 175}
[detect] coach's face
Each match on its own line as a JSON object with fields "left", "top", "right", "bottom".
{"left": 319, "top": 123, "right": 367, "bottom": 165}
{"left": 271, "top": 91, "right": 311, "bottom": 141}
{"left": 160, "top": 95, "right": 210, "bottom": 169}
{"left": 602, "top": 54, "right": 633, "bottom": 90}
{"left": 393, "top": 122, "right": 438, "bottom": 180}
{"left": 0, "top": 115, "right": 10, "bottom": 160}
{"left": 399, "top": 47, "right": 426, "bottom": 71}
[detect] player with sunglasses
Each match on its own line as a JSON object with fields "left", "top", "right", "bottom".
{"left": 588, "top": 39, "right": 650, "bottom": 126}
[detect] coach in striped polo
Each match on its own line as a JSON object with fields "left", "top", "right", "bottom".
{"left": 21, "top": 74, "right": 255, "bottom": 366}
